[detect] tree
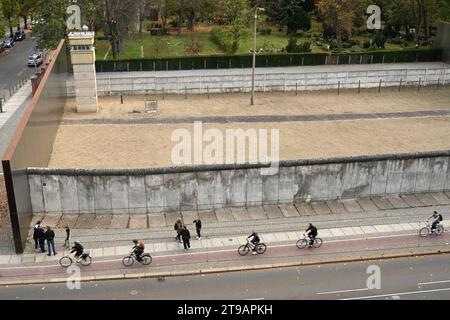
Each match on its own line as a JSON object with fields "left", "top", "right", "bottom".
{"left": 286, "top": 6, "right": 311, "bottom": 34}
{"left": 0, "top": 2, "right": 7, "bottom": 39}
{"left": 2, "top": 0, "right": 20, "bottom": 37}
{"left": 224, "top": 0, "right": 250, "bottom": 52}
{"left": 32, "top": 0, "right": 67, "bottom": 50}
{"left": 264, "top": 0, "right": 311, "bottom": 35}
{"left": 17, "top": 0, "right": 35, "bottom": 29}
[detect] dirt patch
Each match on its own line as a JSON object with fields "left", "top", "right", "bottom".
{"left": 0, "top": 175, "right": 8, "bottom": 229}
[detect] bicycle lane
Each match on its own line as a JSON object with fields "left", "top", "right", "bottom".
{"left": 1, "top": 232, "right": 450, "bottom": 282}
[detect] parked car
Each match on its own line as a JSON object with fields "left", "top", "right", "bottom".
{"left": 3, "top": 38, "right": 14, "bottom": 48}
{"left": 14, "top": 30, "right": 26, "bottom": 41}
{"left": 27, "top": 52, "right": 43, "bottom": 67}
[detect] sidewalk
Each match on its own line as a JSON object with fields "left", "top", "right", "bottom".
{"left": 2, "top": 192, "right": 450, "bottom": 266}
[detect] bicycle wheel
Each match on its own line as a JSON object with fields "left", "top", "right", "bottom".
{"left": 80, "top": 255, "right": 92, "bottom": 266}
{"left": 122, "top": 256, "right": 134, "bottom": 267}
{"left": 59, "top": 256, "right": 72, "bottom": 268}
{"left": 436, "top": 225, "right": 444, "bottom": 235}
{"left": 256, "top": 243, "right": 267, "bottom": 254}
{"left": 141, "top": 254, "right": 152, "bottom": 265}
{"left": 313, "top": 238, "right": 323, "bottom": 248}
{"left": 419, "top": 227, "right": 429, "bottom": 237}
{"left": 296, "top": 239, "right": 308, "bottom": 249}
{"left": 238, "top": 245, "right": 250, "bottom": 256}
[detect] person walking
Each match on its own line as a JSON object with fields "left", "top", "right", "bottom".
{"left": 37, "top": 226, "right": 46, "bottom": 253}
{"left": 33, "top": 220, "right": 41, "bottom": 252}
{"left": 64, "top": 226, "right": 70, "bottom": 248}
{"left": 193, "top": 218, "right": 202, "bottom": 240}
{"left": 174, "top": 218, "right": 184, "bottom": 243}
{"left": 180, "top": 226, "right": 191, "bottom": 252}
{"left": 44, "top": 226, "right": 57, "bottom": 256}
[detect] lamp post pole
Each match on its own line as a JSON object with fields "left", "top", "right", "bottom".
{"left": 251, "top": 7, "right": 264, "bottom": 106}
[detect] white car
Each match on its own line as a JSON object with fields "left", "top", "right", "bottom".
{"left": 28, "top": 53, "right": 43, "bottom": 67}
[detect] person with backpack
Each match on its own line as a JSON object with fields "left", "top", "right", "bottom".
{"left": 193, "top": 218, "right": 202, "bottom": 240}
{"left": 174, "top": 218, "right": 184, "bottom": 243}
{"left": 180, "top": 226, "right": 191, "bottom": 251}
{"left": 131, "top": 239, "right": 145, "bottom": 262}
{"left": 429, "top": 211, "right": 444, "bottom": 232}
{"left": 305, "top": 223, "right": 318, "bottom": 248}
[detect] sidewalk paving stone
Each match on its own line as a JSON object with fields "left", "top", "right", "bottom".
{"left": 34, "top": 254, "right": 45, "bottom": 263}
{"left": 329, "top": 228, "right": 345, "bottom": 237}
{"left": 231, "top": 208, "right": 252, "bottom": 221}
{"left": 391, "top": 224, "right": 405, "bottom": 232}
{"left": 92, "top": 248, "right": 104, "bottom": 258}
{"left": 318, "top": 229, "right": 333, "bottom": 238}
{"left": 261, "top": 233, "right": 276, "bottom": 242}
{"left": 128, "top": 215, "right": 147, "bottom": 229}
{"left": 287, "top": 231, "right": 301, "bottom": 241}
{"left": 153, "top": 243, "right": 168, "bottom": 252}
{"left": 361, "top": 226, "right": 377, "bottom": 234}
{"left": 295, "top": 203, "right": 316, "bottom": 216}
{"left": 341, "top": 227, "right": 356, "bottom": 236}
{"left": 74, "top": 214, "right": 96, "bottom": 229}
{"left": 409, "top": 222, "right": 421, "bottom": 229}
{"left": 374, "top": 225, "right": 394, "bottom": 233}
{"left": 199, "top": 210, "right": 218, "bottom": 223}
{"left": 399, "top": 223, "right": 415, "bottom": 231}
{"left": 0, "top": 255, "right": 11, "bottom": 264}
{"left": 356, "top": 198, "right": 379, "bottom": 212}
{"left": 115, "top": 246, "right": 130, "bottom": 256}
{"left": 21, "top": 256, "right": 35, "bottom": 264}
{"left": 247, "top": 207, "right": 267, "bottom": 220}
{"left": 199, "top": 239, "right": 214, "bottom": 248}
{"left": 339, "top": 199, "right": 363, "bottom": 213}
{"left": 165, "top": 212, "right": 182, "bottom": 226}
{"left": 189, "top": 240, "right": 202, "bottom": 249}
{"left": 93, "top": 215, "right": 112, "bottom": 229}
{"left": 211, "top": 238, "right": 225, "bottom": 247}
{"left": 110, "top": 215, "right": 129, "bottom": 229}
{"left": 371, "top": 196, "right": 395, "bottom": 210}
{"left": 263, "top": 206, "right": 283, "bottom": 219}
{"left": 30, "top": 214, "right": 44, "bottom": 228}
{"left": 445, "top": 192, "right": 450, "bottom": 199}
{"left": 279, "top": 205, "right": 300, "bottom": 217}
{"left": 166, "top": 242, "right": 181, "bottom": 251}
{"left": 415, "top": 193, "right": 440, "bottom": 206}
{"left": 311, "top": 202, "right": 332, "bottom": 215}
{"left": 274, "top": 232, "right": 289, "bottom": 242}
{"left": 41, "top": 214, "right": 62, "bottom": 228}
{"left": 144, "top": 244, "right": 154, "bottom": 253}
{"left": 181, "top": 211, "right": 199, "bottom": 224}
{"left": 103, "top": 247, "right": 116, "bottom": 257}
{"left": 236, "top": 236, "right": 248, "bottom": 245}
{"left": 215, "top": 208, "right": 235, "bottom": 222}
{"left": 430, "top": 192, "right": 450, "bottom": 205}
{"left": 147, "top": 214, "right": 166, "bottom": 228}
{"left": 326, "top": 201, "right": 347, "bottom": 214}
{"left": 351, "top": 227, "right": 365, "bottom": 235}
{"left": 400, "top": 194, "right": 426, "bottom": 207}
{"left": 386, "top": 196, "right": 410, "bottom": 209}
{"left": 56, "top": 214, "right": 77, "bottom": 228}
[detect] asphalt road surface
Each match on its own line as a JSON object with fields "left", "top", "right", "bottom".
{"left": 1, "top": 254, "right": 449, "bottom": 300}
{"left": 0, "top": 33, "right": 37, "bottom": 100}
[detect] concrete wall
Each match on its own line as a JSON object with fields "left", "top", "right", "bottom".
{"left": 27, "top": 152, "right": 450, "bottom": 214}
{"left": 66, "top": 65, "right": 450, "bottom": 96}
{"left": 437, "top": 22, "right": 450, "bottom": 63}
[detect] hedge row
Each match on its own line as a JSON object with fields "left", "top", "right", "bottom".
{"left": 95, "top": 49, "right": 442, "bottom": 72}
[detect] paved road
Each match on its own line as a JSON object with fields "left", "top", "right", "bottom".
{"left": 0, "top": 254, "right": 449, "bottom": 300}
{"left": 0, "top": 33, "right": 37, "bottom": 100}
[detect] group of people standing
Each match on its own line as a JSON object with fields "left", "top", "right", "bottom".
{"left": 32, "top": 221, "right": 71, "bottom": 256}
{"left": 174, "top": 218, "right": 202, "bottom": 251}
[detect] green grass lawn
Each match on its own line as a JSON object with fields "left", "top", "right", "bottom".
{"left": 95, "top": 30, "right": 431, "bottom": 61}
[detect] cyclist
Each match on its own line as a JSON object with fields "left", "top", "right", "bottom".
{"left": 132, "top": 239, "right": 145, "bottom": 262}
{"left": 70, "top": 241, "right": 84, "bottom": 262}
{"left": 305, "top": 223, "right": 318, "bottom": 248}
{"left": 247, "top": 231, "right": 260, "bottom": 255}
{"left": 429, "top": 211, "right": 443, "bottom": 232}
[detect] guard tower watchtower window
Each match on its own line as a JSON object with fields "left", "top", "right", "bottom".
{"left": 72, "top": 44, "right": 93, "bottom": 51}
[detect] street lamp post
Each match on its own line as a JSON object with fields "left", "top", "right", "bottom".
{"left": 251, "top": 7, "right": 264, "bottom": 106}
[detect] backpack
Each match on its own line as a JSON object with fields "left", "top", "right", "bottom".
{"left": 439, "top": 214, "right": 443, "bottom": 222}
{"left": 139, "top": 242, "right": 145, "bottom": 250}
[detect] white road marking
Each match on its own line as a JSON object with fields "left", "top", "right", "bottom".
{"left": 317, "top": 288, "right": 369, "bottom": 295}
{"left": 417, "top": 279, "right": 450, "bottom": 286}
{"left": 341, "top": 287, "right": 450, "bottom": 300}
{"left": 246, "top": 298, "right": 265, "bottom": 300}
{"left": 391, "top": 295, "right": 401, "bottom": 300}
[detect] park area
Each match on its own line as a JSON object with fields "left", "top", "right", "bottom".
{"left": 48, "top": 86, "right": 450, "bottom": 169}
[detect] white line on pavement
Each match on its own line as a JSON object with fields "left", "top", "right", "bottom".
{"left": 417, "top": 279, "right": 450, "bottom": 286}
{"left": 317, "top": 288, "right": 369, "bottom": 295}
{"left": 341, "top": 287, "right": 450, "bottom": 300}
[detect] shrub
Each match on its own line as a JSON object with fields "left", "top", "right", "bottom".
{"left": 402, "top": 41, "right": 409, "bottom": 47}
{"left": 374, "top": 31, "right": 386, "bottom": 48}
{"left": 347, "top": 39, "right": 360, "bottom": 46}
{"left": 257, "top": 28, "right": 272, "bottom": 35}
{"left": 363, "top": 41, "right": 371, "bottom": 49}
{"left": 390, "top": 37, "right": 403, "bottom": 45}
{"left": 342, "top": 42, "right": 352, "bottom": 49}
{"left": 405, "top": 32, "right": 414, "bottom": 41}
{"left": 210, "top": 27, "right": 237, "bottom": 54}
{"left": 285, "top": 37, "right": 312, "bottom": 53}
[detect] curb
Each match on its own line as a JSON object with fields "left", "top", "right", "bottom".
{"left": 1, "top": 248, "right": 449, "bottom": 286}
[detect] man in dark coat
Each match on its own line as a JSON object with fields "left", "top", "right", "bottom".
{"left": 193, "top": 218, "right": 202, "bottom": 240}
{"left": 36, "top": 227, "right": 46, "bottom": 253}
{"left": 33, "top": 221, "right": 41, "bottom": 252}
{"left": 44, "top": 226, "right": 57, "bottom": 256}
{"left": 174, "top": 218, "right": 183, "bottom": 243}
{"left": 180, "top": 226, "right": 191, "bottom": 251}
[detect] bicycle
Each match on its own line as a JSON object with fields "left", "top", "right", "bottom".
{"left": 419, "top": 220, "right": 444, "bottom": 237}
{"left": 59, "top": 251, "right": 92, "bottom": 268}
{"left": 297, "top": 233, "right": 323, "bottom": 249}
{"left": 122, "top": 252, "right": 153, "bottom": 266}
{"left": 238, "top": 240, "right": 267, "bottom": 256}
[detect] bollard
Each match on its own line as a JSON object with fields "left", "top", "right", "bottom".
{"left": 358, "top": 80, "right": 360, "bottom": 94}
{"left": 378, "top": 79, "right": 382, "bottom": 93}
{"left": 120, "top": 94, "right": 123, "bottom": 104}
{"left": 418, "top": 78, "right": 421, "bottom": 91}
{"left": 437, "top": 79, "right": 440, "bottom": 90}
{"left": 0, "top": 99, "right": 3, "bottom": 113}
{"left": 399, "top": 79, "right": 402, "bottom": 92}
{"left": 295, "top": 83, "right": 298, "bottom": 96}
{"left": 9, "top": 88, "right": 12, "bottom": 96}
{"left": 185, "top": 87, "right": 187, "bottom": 100}
{"left": 207, "top": 86, "right": 210, "bottom": 99}
{"left": 338, "top": 81, "right": 340, "bottom": 95}
{"left": 162, "top": 88, "right": 165, "bottom": 100}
